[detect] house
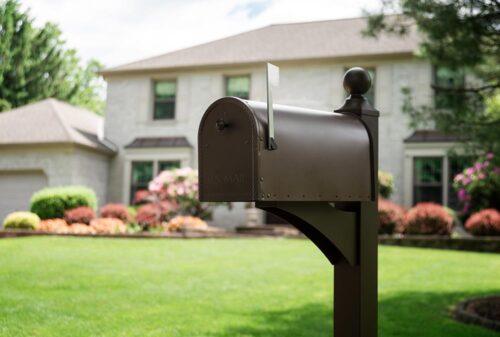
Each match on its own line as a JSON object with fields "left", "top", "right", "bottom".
{"left": 101, "top": 16, "right": 466, "bottom": 227}
{"left": 0, "top": 98, "right": 116, "bottom": 220}
{"left": 0, "top": 17, "right": 467, "bottom": 226}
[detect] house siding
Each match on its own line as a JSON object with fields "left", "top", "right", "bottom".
{"left": 0, "top": 145, "right": 110, "bottom": 207}
{"left": 104, "top": 58, "right": 433, "bottom": 225}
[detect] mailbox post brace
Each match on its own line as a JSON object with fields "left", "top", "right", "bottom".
{"left": 258, "top": 68, "right": 380, "bottom": 337}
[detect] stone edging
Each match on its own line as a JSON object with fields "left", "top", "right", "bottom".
{"left": 378, "top": 235, "right": 500, "bottom": 253}
{"left": 452, "top": 296, "right": 500, "bottom": 332}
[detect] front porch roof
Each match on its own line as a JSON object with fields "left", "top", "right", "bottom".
{"left": 125, "top": 136, "right": 192, "bottom": 149}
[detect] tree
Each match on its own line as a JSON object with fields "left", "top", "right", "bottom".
{"left": 364, "top": 0, "right": 500, "bottom": 158}
{"left": 0, "top": 0, "right": 104, "bottom": 114}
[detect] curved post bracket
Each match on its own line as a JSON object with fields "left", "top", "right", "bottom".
{"left": 256, "top": 202, "right": 358, "bottom": 265}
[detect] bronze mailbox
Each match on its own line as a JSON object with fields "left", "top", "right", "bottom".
{"left": 198, "top": 66, "right": 379, "bottom": 337}
{"left": 199, "top": 98, "right": 373, "bottom": 202}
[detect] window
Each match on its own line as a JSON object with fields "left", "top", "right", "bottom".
{"left": 130, "top": 161, "right": 153, "bottom": 203}
{"left": 413, "top": 157, "right": 443, "bottom": 204}
{"left": 158, "top": 160, "right": 181, "bottom": 172}
{"left": 154, "top": 80, "right": 176, "bottom": 120}
{"left": 226, "top": 75, "right": 250, "bottom": 99}
{"left": 344, "top": 67, "right": 375, "bottom": 105}
{"left": 434, "top": 66, "right": 465, "bottom": 109}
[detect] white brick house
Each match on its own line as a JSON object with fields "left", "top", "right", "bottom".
{"left": 100, "top": 17, "right": 464, "bottom": 227}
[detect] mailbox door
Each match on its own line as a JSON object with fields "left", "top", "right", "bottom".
{"left": 198, "top": 98, "right": 259, "bottom": 201}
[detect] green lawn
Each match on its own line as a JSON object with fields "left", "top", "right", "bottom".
{"left": 0, "top": 237, "right": 498, "bottom": 337}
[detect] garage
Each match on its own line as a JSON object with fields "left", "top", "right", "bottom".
{"left": 0, "top": 171, "right": 48, "bottom": 223}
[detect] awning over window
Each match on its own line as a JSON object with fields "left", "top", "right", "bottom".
{"left": 404, "top": 130, "right": 461, "bottom": 143}
{"left": 125, "top": 137, "right": 192, "bottom": 148}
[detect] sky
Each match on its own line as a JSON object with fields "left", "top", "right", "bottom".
{"left": 20, "top": 0, "right": 382, "bottom": 68}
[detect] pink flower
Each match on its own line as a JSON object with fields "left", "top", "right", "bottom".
{"left": 458, "top": 189, "right": 468, "bottom": 201}
{"left": 463, "top": 177, "right": 472, "bottom": 185}
{"left": 454, "top": 174, "right": 464, "bottom": 183}
{"left": 478, "top": 173, "right": 486, "bottom": 179}
{"left": 486, "top": 152, "right": 494, "bottom": 160}
{"left": 483, "top": 161, "right": 490, "bottom": 167}
{"left": 466, "top": 167, "right": 475, "bottom": 175}
{"left": 474, "top": 162, "right": 483, "bottom": 171}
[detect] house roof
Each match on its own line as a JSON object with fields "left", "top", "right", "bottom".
{"left": 404, "top": 130, "right": 461, "bottom": 143}
{"left": 125, "top": 137, "right": 192, "bottom": 149}
{"left": 0, "top": 98, "right": 117, "bottom": 154}
{"left": 102, "top": 16, "right": 419, "bottom": 75}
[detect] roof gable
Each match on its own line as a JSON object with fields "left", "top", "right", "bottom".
{"left": 103, "top": 16, "right": 419, "bottom": 75}
{"left": 0, "top": 98, "right": 116, "bottom": 154}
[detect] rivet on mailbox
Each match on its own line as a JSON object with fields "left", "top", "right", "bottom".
{"left": 198, "top": 64, "right": 380, "bottom": 337}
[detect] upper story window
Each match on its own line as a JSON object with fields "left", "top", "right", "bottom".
{"left": 344, "top": 67, "right": 375, "bottom": 105}
{"left": 154, "top": 80, "right": 176, "bottom": 120}
{"left": 433, "top": 66, "right": 465, "bottom": 109}
{"left": 225, "top": 75, "right": 250, "bottom": 99}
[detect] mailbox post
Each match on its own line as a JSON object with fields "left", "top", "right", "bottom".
{"left": 198, "top": 67, "right": 379, "bottom": 337}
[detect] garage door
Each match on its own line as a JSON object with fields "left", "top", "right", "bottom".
{"left": 0, "top": 171, "right": 48, "bottom": 223}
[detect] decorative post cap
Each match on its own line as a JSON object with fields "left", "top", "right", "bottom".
{"left": 334, "top": 67, "right": 379, "bottom": 117}
{"left": 343, "top": 67, "right": 372, "bottom": 96}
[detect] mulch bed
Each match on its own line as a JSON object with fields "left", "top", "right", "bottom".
{"left": 453, "top": 296, "right": 500, "bottom": 332}
{"left": 379, "top": 234, "right": 500, "bottom": 253}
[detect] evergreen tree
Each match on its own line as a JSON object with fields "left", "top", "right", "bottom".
{"left": 0, "top": 0, "right": 104, "bottom": 113}
{"left": 364, "top": 0, "right": 500, "bottom": 157}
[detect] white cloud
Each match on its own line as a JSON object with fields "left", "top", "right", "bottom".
{"left": 20, "top": 0, "right": 382, "bottom": 67}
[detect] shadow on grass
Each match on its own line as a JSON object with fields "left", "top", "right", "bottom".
{"left": 212, "top": 291, "right": 500, "bottom": 337}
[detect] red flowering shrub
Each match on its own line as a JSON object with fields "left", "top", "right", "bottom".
{"left": 135, "top": 201, "right": 178, "bottom": 229}
{"left": 133, "top": 189, "right": 152, "bottom": 205}
{"left": 100, "top": 203, "right": 131, "bottom": 222}
{"left": 64, "top": 206, "right": 95, "bottom": 225}
{"left": 378, "top": 199, "right": 405, "bottom": 234}
{"left": 403, "top": 203, "right": 453, "bottom": 235}
{"left": 465, "top": 209, "right": 500, "bottom": 236}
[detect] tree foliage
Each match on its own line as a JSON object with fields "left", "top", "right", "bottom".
{"left": 0, "top": 0, "right": 104, "bottom": 113}
{"left": 364, "top": 0, "right": 500, "bottom": 157}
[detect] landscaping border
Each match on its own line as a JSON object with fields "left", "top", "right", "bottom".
{"left": 1, "top": 230, "right": 499, "bottom": 253}
{"left": 452, "top": 296, "right": 500, "bottom": 332}
{"left": 379, "top": 234, "right": 500, "bottom": 253}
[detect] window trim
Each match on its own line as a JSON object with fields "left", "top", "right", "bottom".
{"left": 224, "top": 74, "right": 251, "bottom": 99}
{"left": 152, "top": 79, "right": 177, "bottom": 120}
{"left": 123, "top": 149, "right": 192, "bottom": 204}
{"left": 129, "top": 161, "right": 154, "bottom": 204}
{"left": 412, "top": 156, "right": 444, "bottom": 205}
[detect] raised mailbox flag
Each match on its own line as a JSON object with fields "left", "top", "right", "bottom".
{"left": 266, "top": 63, "right": 279, "bottom": 150}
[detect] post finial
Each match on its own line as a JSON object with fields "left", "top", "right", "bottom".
{"left": 343, "top": 67, "right": 371, "bottom": 96}
{"left": 335, "top": 67, "right": 379, "bottom": 117}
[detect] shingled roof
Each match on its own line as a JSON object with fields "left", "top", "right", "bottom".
{"left": 0, "top": 98, "right": 117, "bottom": 154}
{"left": 102, "top": 16, "right": 419, "bottom": 75}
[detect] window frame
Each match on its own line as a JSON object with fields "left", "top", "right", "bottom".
{"left": 412, "top": 156, "right": 444, "bottom": 205}
{"left": 225, "top": 74, "right": 251, "bottom": 99}
{"left": 433, "top": 66, "right": 466, "bottom": 110}
{"left": 153, "top": 79, "right": 177, "bottom": 120}
{"left": 130, "top": 161, "right": 154, "bottom": 203}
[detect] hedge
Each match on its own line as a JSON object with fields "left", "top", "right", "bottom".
{"left": 3, "top": 212, "right": 40, "bottom": 229}
{"left": 30, "top": 186, "right": 97, "bottom": 219}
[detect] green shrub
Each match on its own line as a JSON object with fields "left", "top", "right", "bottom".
{"left": 378, "top": 170, "right": 394, "bottom": 199}
{"left": 3, "top": 212, "right": 40, "bottom": 230}
{"left": 30, "top": 186, "right": 97, "bottom": 219}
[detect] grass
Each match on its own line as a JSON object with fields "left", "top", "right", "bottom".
{"left": 0, "top": 237, "right": 498, "bottom": 337}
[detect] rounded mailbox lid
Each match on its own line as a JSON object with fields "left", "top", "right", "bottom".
{"left": 198, "top": 97, "right": 373, "bottom": 202}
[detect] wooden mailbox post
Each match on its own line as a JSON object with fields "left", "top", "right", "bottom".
{"left": 198, "top": 67, "right": 379, "bottom": 337}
